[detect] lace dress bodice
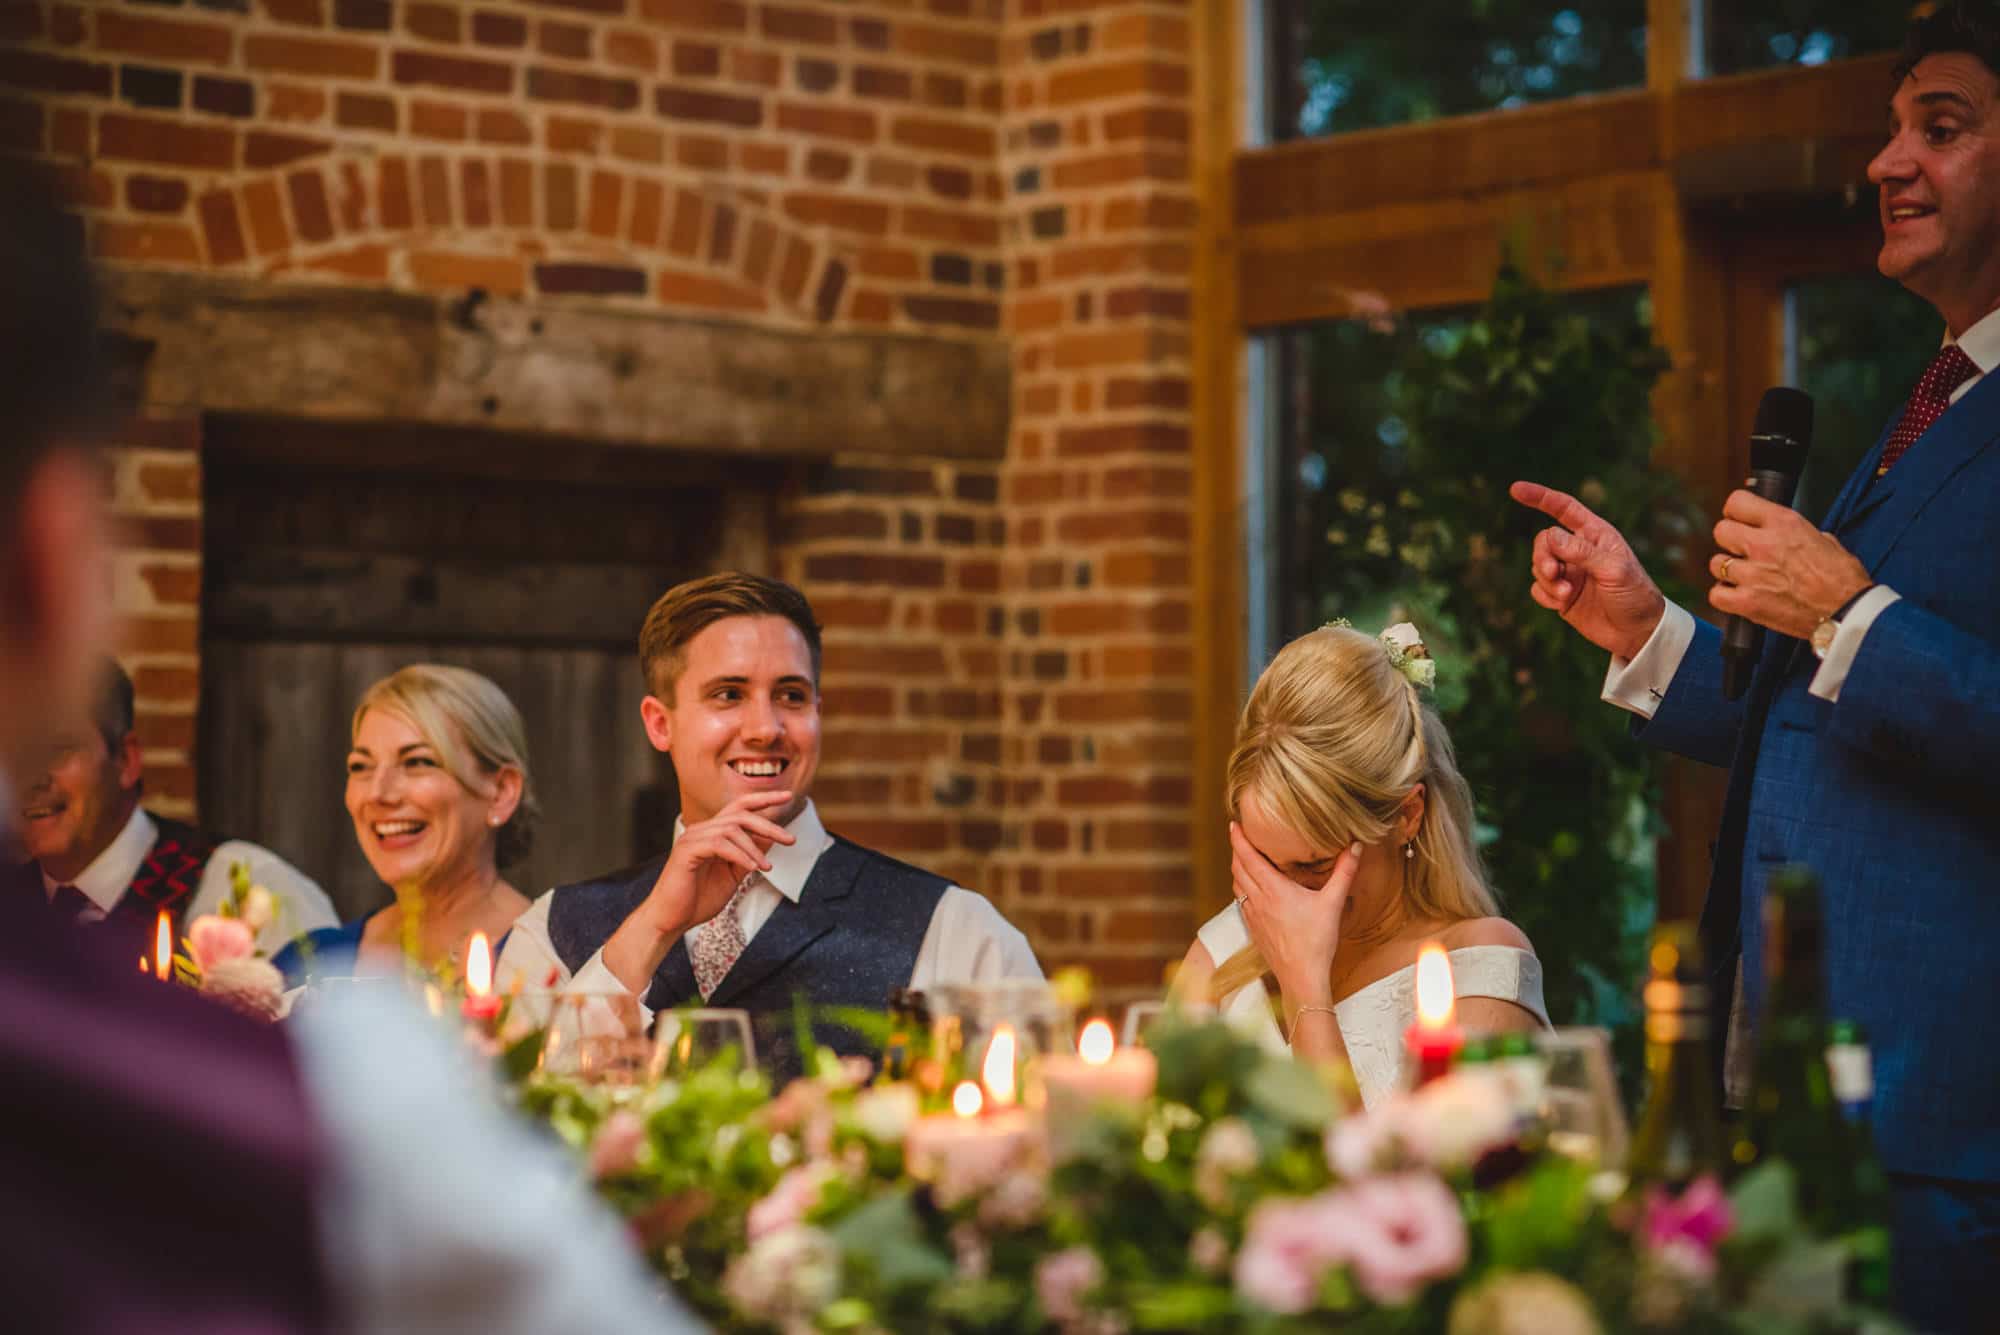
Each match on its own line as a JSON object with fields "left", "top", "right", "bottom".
{"left": 1193, "top": 904, "right": 1550, "bottom": 1107}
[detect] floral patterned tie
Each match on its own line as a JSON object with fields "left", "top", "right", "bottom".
{"left": 690, "top": 877, "right": 751, "bottom": 1000}
{"left": 1878, "top": 343, "right": 1979, "bottom": 475}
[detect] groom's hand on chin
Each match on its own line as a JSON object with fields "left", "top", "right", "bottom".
{"left": 1509, "top": 480, "right": 1667, "bottom": 661}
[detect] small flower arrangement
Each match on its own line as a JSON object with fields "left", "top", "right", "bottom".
{"left": 171, "top": 861, "right": 288, "bottom": 1021}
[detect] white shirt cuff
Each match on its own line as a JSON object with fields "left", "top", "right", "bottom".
{"left": 1807, "top": 586, "right": 1901, "bottom": 703}
{"left": 1600, "top": 602, "right": 1696, "bottom": 720}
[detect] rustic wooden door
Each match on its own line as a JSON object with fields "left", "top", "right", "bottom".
{"left": 197, "top": 415, "right": 779, "bottom": 921}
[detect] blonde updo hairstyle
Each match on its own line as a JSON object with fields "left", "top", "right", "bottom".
{"left": 351, "top": 665, "right": 540, "bottom": 870}
{"left": 1209, "top": 624, "right": 1497, "bottom": 1002}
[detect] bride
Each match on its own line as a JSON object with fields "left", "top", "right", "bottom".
{"left": 1172, "top": 622, "right": 1547, "bottom": 1106}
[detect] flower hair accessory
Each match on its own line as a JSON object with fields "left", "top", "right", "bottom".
{"left": 1379, "top": 623, "right": 1437, "bottom": 690}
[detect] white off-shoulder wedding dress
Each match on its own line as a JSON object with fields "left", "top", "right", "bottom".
{"left": 1194, "top": 904, "right": 1550, "bottom": 1107}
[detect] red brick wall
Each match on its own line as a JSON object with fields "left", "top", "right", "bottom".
{"left": 4, "top": 0, "right": 1200, "bottom": 1000}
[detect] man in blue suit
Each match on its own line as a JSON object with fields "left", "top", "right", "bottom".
{"left": 1515, "top": 6, "right": 2000, "bottom": 1327}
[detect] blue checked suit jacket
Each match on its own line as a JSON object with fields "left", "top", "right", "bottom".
{"left": 1637, "top": 369, "right": 2000, "bottom": 1183}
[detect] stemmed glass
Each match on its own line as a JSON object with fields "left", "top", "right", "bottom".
{"left": 649, "top": 1007, "right": 758, "bottom": 1079}
{"left": 1536, "top": 1026, "right": 1630, "bottom": 1169}
{"left": 538, "top": 992, "right": 653, "bottom": 1090}
{"left": 1121, "top": 999, "right": 1168, "bottom": 1048}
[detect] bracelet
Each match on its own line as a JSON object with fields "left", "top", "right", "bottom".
{"left": 1287, "top": 1003, "right": 1338, "bottom": 1043}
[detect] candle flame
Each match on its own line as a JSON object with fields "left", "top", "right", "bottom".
{"left": 1079, "top": 1018, "right": 1116, "bottom": 1066}
{"left": 139, "top": 954, "right": 149, "bottom": 972}
{"left": 952, "top": 1080, "right": 983, "bottom": 1118}
{"left": 1415, "top": 941, "right": 1455, "bottom": 1028}
{"left": 981, "top": 1023, "right": 1018, "bottom": 1106}
{"left": 465, "top": 931, "right": 492, "bottom": 997}
{"left": 154, "top": 910, "right": 172, "bottom": 981}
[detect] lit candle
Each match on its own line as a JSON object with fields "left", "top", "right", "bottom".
{"left": 903, "top": 1078, "right": 1039, "bottom": 1205}
{"left": 982, "top": 1023, "right": 1019, "bottom": 1107}
{"left": 461, "top": 931, "right": 500, "bottom": 1024}
{"left": 153, "top": 909, "right": 173, "bottom": 982}
{"left": 1039, "top": 1018, "right": 1158, "bottom": 1159}
{"left": 1405, "top": 941, "right": 1463, "bottom": 1088}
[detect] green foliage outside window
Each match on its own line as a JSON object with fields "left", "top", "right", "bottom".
{"left": 1277, "top": 0, "right": 1914, "bottom": 141}
{"left": 1290, "top": 265, "right": 1705, "bottom": 1062}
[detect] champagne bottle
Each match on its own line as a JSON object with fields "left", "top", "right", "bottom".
{"left": 1626, "top": 921, "right": 1728, "bottom": 1192}
{"left": 1732, "top": 866, "right": 1892, "bottom": 1302}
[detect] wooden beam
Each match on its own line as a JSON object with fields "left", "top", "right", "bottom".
{"left": 1190, "top": 0, "right": 1244, "bottom": 922}
{"left": 99, "top": 268, "right": 1012, "bottom": 462}
{"left": 1668, "top": 53, "right": 1897, "bottom": 159}
{"left": 1236, "top": 89, "right": 1657, "bottom": 226}
{"left": 1237, "top": 170, "right": 1660, "bottom": 325}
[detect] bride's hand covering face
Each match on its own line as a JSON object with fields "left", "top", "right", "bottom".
{"left": 1228, "top": 811, "right": 1361, "bottom": 1011}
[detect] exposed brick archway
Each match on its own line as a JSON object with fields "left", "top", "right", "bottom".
{"left": 149, "top": 152, "right": 861, "bottom": 324}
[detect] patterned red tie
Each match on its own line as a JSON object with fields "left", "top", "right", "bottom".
{"left": 1878, "top": 343, "right": 1980, "bottom": 475}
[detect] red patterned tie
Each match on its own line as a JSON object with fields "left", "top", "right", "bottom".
{"left": 1878, "top": 343, "right": 1980, "bottom": 475}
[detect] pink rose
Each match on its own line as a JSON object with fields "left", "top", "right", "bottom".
{"left": 198, "top": 956, "right": 285, "bottom": 1022}
{"left": 747, "top": 1163, "right": 837, "bottom": 1243}
{"left": 588, "top": 1110, "right": 646, "bottom": 1180}
{"left": 1337, "top": 1173, "right": 1469, "bottom": 1304}
{"left": 1034, "top": 1246, "right": 1104, "bottom": 1327}
{"left": 1236, "top": 1197, "right": 1362, "bottom": 1314}
{"left": 188, "top": 914, "right": 255, "bottom": 972}
{"left": 1641, "top": 1175, "right": 1733, "bottom": 1259}
{"left": 1326, "top": 1105, "right": 1399, "bottom": 1179}
{"left": 1237, "top": 1175, "right": 1468, "bottom": 1314}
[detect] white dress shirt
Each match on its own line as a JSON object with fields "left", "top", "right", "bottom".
{"left": 1603, "top": 306, "right": 2000, "bottom": 717}
{"left": 44, "top": 806, "right": 338, "bottom": 954}
{"left": 497, "top": 799, "right": 1043, "bottom": 1004}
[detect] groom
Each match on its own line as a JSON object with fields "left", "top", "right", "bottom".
{"left": 1515, "top": 6, "right": 2000, "bottom": 1328}
{"left": 497, "top": 571, "right": 1041, "bottom": 1078}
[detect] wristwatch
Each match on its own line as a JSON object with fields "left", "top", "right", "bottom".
{"left": 1810, "top": 585, "right": 1877, "bottom": 660}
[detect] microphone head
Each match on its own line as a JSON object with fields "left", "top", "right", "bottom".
{"left": 1750, "top": 386, "right": 1814, "bottom": 475}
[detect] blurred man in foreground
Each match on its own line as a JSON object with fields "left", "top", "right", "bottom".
{"left": 0, "top": 165, "right": 700, "bottom": 1334}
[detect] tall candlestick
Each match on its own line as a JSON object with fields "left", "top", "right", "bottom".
{"left": 1405, "top": 942, "right": 1463, "bottom": 1088}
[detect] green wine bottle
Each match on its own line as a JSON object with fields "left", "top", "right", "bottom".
{"left": 1625, "top": 922, "right": 1728, "bottom": 1192}
{"left": 1732, "top": 866, "right": 1893, "bottom": 1306}
{"left": 1825, "top": 1018, "right": 1894, "bottom": 1306}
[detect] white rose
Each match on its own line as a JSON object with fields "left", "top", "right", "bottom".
{"left": 847, "top": 1083, "right": 920, "bottom": 1145}
{"left": 241, "top": 885, "right": 276, "bottom": 935}
{"left": 1399, "top": 1069, "right": 1516, "bottom": 1168}
{"left": 200, "top": 957, "right": 286, "bottom": 1023}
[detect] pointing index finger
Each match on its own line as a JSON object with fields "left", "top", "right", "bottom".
{"left": 1509, "top": 480, "right": 1604, "bottom": 536}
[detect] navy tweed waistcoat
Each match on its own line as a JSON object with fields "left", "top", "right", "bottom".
{"left": 546, "top": 834, "right": 949, "bottom": 1083}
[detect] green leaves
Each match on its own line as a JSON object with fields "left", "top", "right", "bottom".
{"left": 1244, "top": 1055, "right": 1337, "bottom": 1131}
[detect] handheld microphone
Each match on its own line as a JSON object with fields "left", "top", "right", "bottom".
{"left": 1721, "top": 387, "right": 1814, "bottom": 700}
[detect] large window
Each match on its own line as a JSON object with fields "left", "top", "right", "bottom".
{"left": 1703, "top": 1, "right": 1908, "bottom": 78}
{"left": 1273, "top": 280, "right": 1679, "bottom": 1040}
{"left": 1272, "top": 2, "right": 1647, "bottom": 140}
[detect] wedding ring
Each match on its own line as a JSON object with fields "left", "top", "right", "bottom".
{"left": 1719, "top": 555, "right": 1735, "bottom": 583}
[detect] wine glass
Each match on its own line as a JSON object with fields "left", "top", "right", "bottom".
{"left": 538, "top": 992, "right": 653, "bottom": 1090}
{"left": 1536, "top": 1026, "right": 1630, "bottom": 1169}
{"left": 1121, "top": 999, "right": 1167, "bottom": 1048}
{"left": 649, "top": 1007, "right": 758, "bottom": 1079}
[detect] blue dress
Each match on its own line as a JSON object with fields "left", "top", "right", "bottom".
{"left": 272, "top": 914, "right": 510, "bottom": 987}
